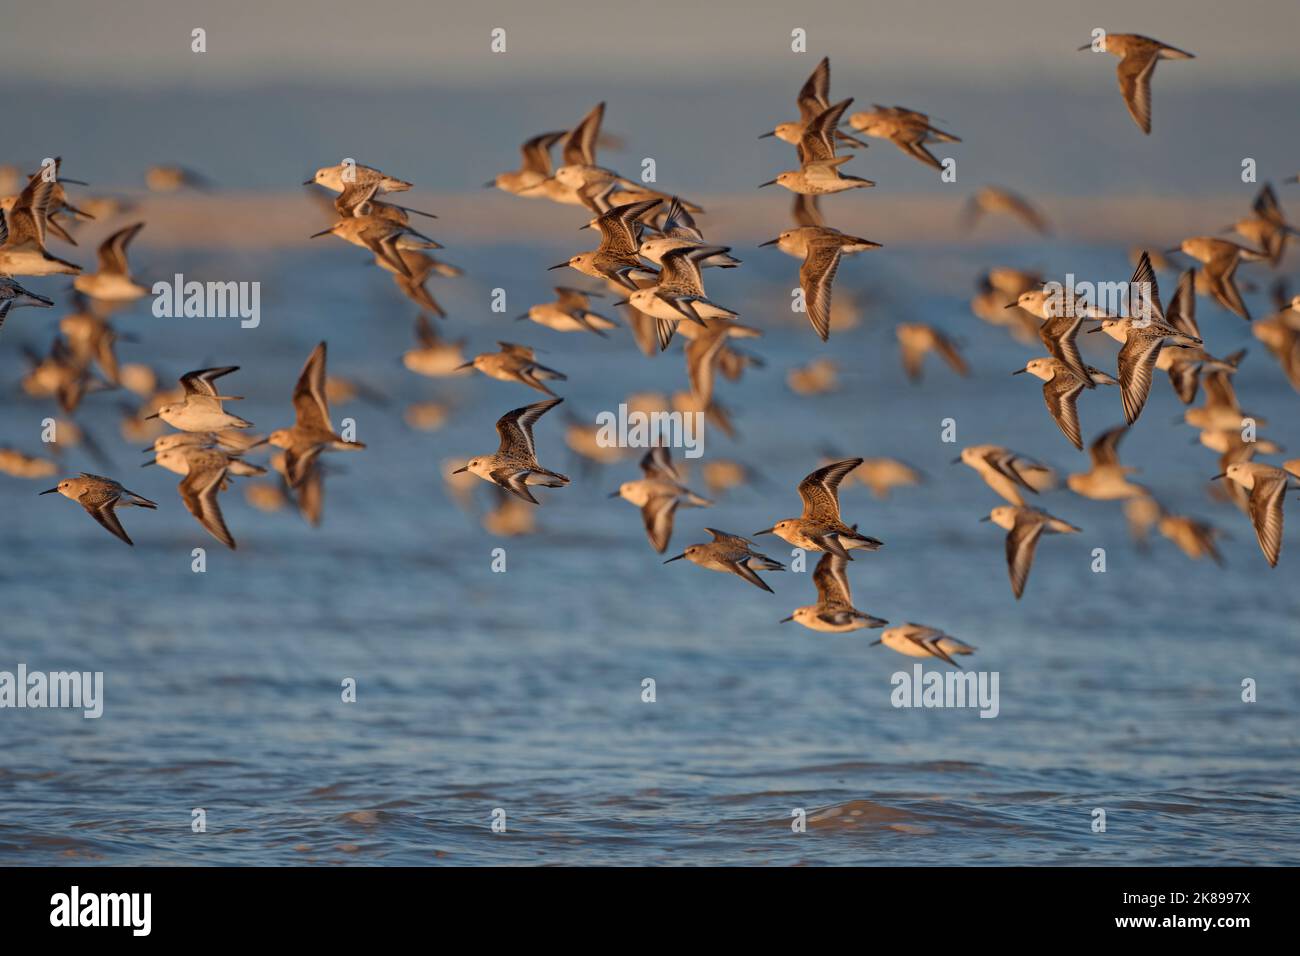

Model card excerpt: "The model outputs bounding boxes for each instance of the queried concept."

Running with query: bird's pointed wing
[801,240,842,342]
[1088,424,1129,467]
[726,557,774,592]
[521,130,565,176]
[1044,372,1087,449]
[291,342,332,432]
[562,102,605,167]
[796,56,832,122]
[97,222,144,275]
[641,495,679,553]
[798,458,863,520]
[495,397,562,461]
[1166,268,1198,338]
[640,445,680,482]
[80,491,133,545]
[1005,513,1045,599]
[180,366,239,398]
[1117,50,1159,134]
[1118,332,1164,424]
[179,463,235,549]
[1248,474,1287,567]
[812,551,852,605]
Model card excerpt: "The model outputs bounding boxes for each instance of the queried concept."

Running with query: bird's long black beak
[663,553,686,563]
[38,487,59,495]
[451,465,469,474]
[1012,368,1027,375]
[1210,472,1226,481]
[1165,247,1183,255]
[753,527,774,536]
[144,412,160,420]
[607,490,621,498]
[758,238,779,247]
[1003,301,1021,309]
[454,361,474,370]
[309,229,332,238]
[979,515,992,522]
[779,615,794,623]
[757,180,778,188]
[869,638,883,646]
[1076,43,1094,51]
[758,131,776,139]
[611,298,629,307]
[547,262,569,271]
[950,457,962,465]
[141,458,156,467]
[482,179,497,189]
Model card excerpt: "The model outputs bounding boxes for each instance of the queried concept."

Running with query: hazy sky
[3,0,1297,198]
[3,0,1299,87]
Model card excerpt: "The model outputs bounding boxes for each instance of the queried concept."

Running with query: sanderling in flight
[40,473,157,546]
[759,57,866,150]
[1078,33,1193,134]
[522,287,618,336]
[760,99,874,195]
[145,445,265,549]
[149,367,253,432]
[550,197,661,291]
[611,446,712,553]
[972,269,1045,344]
[983,505,1081,600]
[146,165,212,192]
[1227,184,1293,267]
[873,623,975,668]
[782,551,887,633]
[638,198,741,269]
[955,446,1057,507]
[961,186,1050,236]
[664,528,785,593]
[1156,507,1226,565]
[847,105,961,170]
[458,342,567,396]
[1066,425,1147,500]
[1013,357,1118,450]
[305,163,412,195]
[73,222,147,302]
[1214,462,1296,567]
[622,246,738,350]
[487,130,566,195]
[0,157,92,246]
[1089,254,1203,424]
[0,175,81,276]
[311,214,440,278]
[403,315,469,377]
[755,458,883,560]
[898,323,969,382]
[453,398,570,505]
[1168,236,1264,321]
[268,342,366,487]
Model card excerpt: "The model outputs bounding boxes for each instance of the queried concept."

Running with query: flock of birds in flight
[3,38,1300,667]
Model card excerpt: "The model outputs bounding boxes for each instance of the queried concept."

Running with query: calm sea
[1,237,1297,865]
